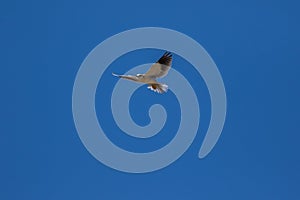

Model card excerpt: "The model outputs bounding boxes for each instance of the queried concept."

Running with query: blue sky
[2,0,300,199]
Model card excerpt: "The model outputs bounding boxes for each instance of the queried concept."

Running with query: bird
[112,52,172,94]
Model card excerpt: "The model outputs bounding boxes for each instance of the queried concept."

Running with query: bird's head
[136,74,144,78]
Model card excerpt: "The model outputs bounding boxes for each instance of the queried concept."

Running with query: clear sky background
[2,0,300,199]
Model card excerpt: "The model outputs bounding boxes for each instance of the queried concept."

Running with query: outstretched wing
[112,73,139,82]
[144,52,172,78]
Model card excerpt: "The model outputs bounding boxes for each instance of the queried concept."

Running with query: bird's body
[113,52,172,94]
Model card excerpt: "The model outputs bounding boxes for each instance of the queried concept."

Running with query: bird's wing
[112,73,139,82]
[144,52,172,78]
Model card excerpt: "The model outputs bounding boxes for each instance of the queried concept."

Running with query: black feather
[157,51,172,65]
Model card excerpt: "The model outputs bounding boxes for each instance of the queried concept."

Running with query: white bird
[112,52,172,94]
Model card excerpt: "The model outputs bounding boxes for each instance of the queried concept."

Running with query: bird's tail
[147,83,168,94]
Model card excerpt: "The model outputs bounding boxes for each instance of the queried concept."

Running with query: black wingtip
[164,51,172,57]
[157,51,172,65]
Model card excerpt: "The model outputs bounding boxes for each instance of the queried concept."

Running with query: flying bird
[112,52,172,94]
